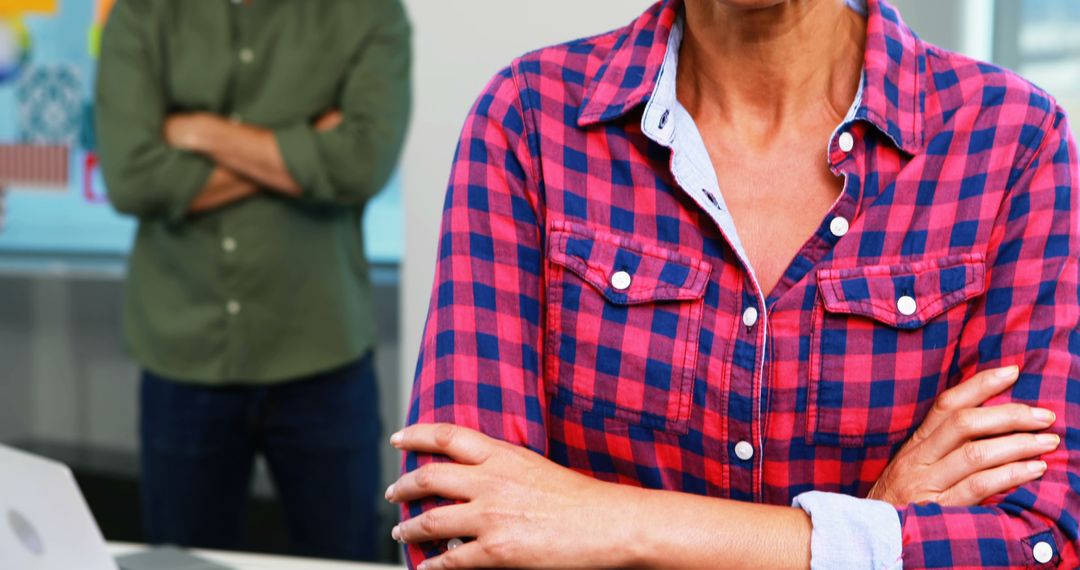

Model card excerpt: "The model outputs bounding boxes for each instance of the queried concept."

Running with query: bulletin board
[0,0,402,263]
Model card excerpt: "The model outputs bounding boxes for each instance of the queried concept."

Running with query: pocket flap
[548,220,711,305]
[816,253,987,329]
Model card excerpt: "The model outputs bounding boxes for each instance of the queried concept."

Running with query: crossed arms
[395,68,1080,569]
[94,0,410,221]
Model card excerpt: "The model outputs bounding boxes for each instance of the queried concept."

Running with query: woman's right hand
[868,365,1060,507]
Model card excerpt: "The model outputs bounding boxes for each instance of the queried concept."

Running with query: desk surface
[108,543,405,570]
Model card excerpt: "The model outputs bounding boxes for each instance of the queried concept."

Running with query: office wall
[397,0,986,410]
[0,271,402,493]
[893,0,994,60]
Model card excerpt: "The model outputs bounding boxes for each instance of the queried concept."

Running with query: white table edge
[107,542,405,570]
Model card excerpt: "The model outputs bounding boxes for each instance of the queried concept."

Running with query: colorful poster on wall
[0,0,132,250]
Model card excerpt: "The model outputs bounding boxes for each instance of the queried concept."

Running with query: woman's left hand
[386,423,642,569]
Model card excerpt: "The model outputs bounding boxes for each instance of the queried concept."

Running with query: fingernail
[995,366,1019,380]
[1028,460,1048,474]
[390,431,404,446]
[417,563,429,570]
[384,483,396,501]
[1037,434,1061,447]
[1032,408,1056,423]
[391,524,402,543]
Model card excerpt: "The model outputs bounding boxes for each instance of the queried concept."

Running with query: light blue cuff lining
[792,491,903,570]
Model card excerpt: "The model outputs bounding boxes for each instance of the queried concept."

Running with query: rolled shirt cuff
[164,151,215,223]
[273,122,326,201]
[793,490,903,570]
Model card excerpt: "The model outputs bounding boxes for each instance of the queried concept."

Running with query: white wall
[398,1,656,414]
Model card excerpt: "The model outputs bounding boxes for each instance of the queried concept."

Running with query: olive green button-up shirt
[95,0,411,384]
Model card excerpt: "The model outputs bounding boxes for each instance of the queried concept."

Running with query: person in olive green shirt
[95,0,410,561]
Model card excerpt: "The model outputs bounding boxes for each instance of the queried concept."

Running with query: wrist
[603,483,665,568]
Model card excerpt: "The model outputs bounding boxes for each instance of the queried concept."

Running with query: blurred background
[0,0,1076,564]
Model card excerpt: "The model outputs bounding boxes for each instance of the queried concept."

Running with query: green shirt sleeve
[95,0,213,223]
[274,0,412,207]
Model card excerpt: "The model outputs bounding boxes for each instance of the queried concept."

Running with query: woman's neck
[678,0,866,146]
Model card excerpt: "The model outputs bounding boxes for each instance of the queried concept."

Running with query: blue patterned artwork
[17,63,82,144]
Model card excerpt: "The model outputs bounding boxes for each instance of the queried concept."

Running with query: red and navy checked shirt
[403,0,1080,567]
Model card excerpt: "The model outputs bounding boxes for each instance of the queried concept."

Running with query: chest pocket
[806,254,987,447]
[545,221,711,435]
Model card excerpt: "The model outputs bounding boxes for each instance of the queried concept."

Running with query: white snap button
[742,307,759,327]
[226,300,241,316]
[447,538,464,551]
[222,237,237,253]
[734,441,754,461]
[897,295,917,316]
[610,270,632,291]
[1033,541,1053,564]
[838,132,855,153]
[829,216,849,237]
[239,48,254,63]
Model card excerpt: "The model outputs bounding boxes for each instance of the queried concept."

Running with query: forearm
[187,167,259,214]
[178,115,302,197]
[393,425,811,570]
[625,485,811,569]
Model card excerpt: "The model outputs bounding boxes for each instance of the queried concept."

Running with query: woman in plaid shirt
[390,0,1078,568]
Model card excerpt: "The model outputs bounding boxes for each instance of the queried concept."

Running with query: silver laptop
[0,443,229,570]
[0,443,117,570]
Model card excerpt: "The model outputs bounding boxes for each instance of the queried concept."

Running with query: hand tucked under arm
[869,365,1058,506]
[788,366,1059,570]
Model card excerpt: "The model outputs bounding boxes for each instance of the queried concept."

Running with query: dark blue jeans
[139,353,382,561]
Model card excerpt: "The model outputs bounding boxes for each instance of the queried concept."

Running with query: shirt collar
[577,0,926,154]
